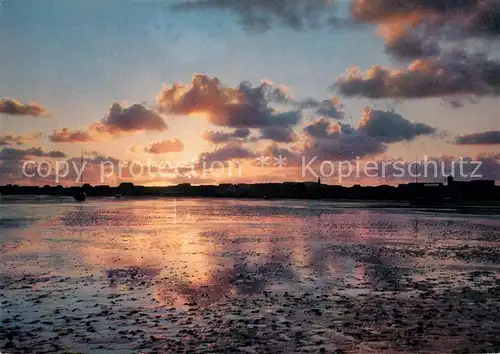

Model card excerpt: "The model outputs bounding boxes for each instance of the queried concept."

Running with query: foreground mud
[1,199,499,353]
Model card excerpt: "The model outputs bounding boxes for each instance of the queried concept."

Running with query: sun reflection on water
[1,198,499,310]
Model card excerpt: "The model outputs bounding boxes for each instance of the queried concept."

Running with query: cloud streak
[456,130,500,145]
[0,133,42,146]
[49,103,168,142]
[144,139,185,154]
[0,147,66,160]
[172,0,341,33]
[298,97,345,120]
[199,143,256,163]
[0,99,48,117]
[358,108,436,143]
[202,128,251,144]
[351,0,481,22]
[49,129,95,143]
[259,126,298,143]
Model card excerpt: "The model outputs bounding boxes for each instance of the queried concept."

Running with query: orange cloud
[0,98,48,117]
[334,52,500,99]
[156,74,300,128]
[49,128,95,143]
[144,139,185,154]
[0,132,42,146]
[49,103,168,143]
[202,128,251,144]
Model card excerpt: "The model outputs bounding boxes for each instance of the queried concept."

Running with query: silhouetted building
[398,182,445,205]
[447,175,454,186]
[446,175,495,200]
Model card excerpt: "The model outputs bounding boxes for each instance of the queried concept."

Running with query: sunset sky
[1,0,499,186]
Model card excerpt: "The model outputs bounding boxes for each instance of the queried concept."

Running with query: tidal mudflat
[1,197,499,353]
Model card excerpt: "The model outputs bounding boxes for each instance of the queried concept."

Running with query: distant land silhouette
[1,176,498,204]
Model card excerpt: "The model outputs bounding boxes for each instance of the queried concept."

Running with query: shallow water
[1,197,499,353]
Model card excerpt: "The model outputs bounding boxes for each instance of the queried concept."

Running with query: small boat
[74,190,87,202]
[115,194,123,199]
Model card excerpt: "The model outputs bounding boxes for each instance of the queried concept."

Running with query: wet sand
[1,198,499,353]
